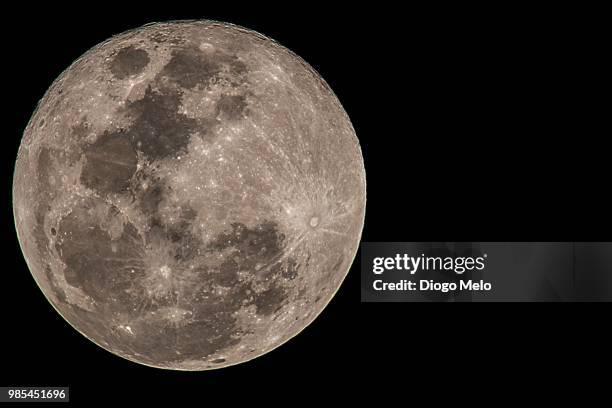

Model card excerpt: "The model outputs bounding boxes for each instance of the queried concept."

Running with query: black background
[1,3,608,404]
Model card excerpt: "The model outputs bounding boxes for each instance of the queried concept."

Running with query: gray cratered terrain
[13,20,365,370]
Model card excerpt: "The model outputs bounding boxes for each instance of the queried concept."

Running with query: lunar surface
[13,21,365,370]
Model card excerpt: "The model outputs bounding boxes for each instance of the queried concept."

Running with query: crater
[309,216,319,228]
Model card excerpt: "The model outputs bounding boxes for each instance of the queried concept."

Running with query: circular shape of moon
[13,20,365,370]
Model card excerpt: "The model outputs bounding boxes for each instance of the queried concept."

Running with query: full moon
[13,21,365,370]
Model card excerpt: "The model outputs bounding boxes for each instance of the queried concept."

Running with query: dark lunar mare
[55,198,146,313]
[123,86,198,161]
[80,132,138,195]
[54,206,295,362]
[159,46,247,89]
[83,44,249,196]
[109,46,150,79]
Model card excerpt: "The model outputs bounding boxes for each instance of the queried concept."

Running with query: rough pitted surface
[13,20,366,370]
